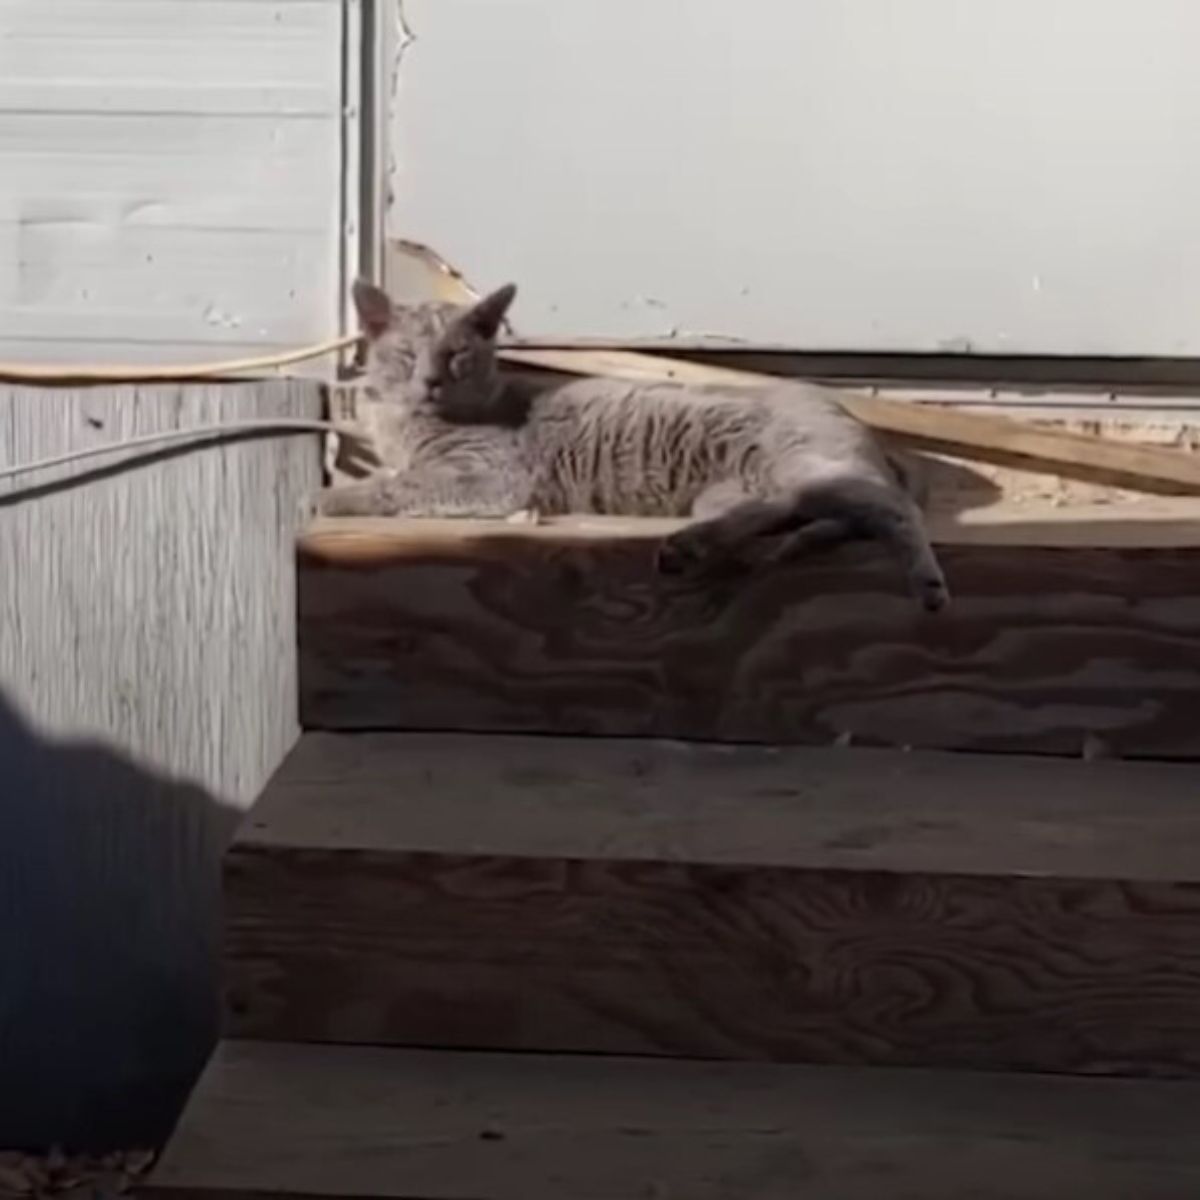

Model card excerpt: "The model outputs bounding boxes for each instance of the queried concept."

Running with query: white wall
[0,0,347,367]
[388,0,1200,357]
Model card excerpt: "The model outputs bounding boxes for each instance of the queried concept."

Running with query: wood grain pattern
[148,1040,1200,1200]
[224,733,1200,1076]
[0,381,321,1150]
[298,511,1200,756]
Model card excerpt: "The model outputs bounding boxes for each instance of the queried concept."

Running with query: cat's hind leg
[783,477,948,611]
[655,480,762,574]
[657,481,762,575]
[662,482,852,574]
[664,481,861,574]
[656,489,794,576]
[657,476,948,611]
[760,518,858,564]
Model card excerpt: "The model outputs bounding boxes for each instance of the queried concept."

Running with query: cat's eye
[450,350,471,375]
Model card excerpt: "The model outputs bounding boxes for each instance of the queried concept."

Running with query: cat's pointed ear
[466,283,517,339]
[352,279,393,340]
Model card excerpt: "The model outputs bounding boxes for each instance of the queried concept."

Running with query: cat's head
[352,279,517,416]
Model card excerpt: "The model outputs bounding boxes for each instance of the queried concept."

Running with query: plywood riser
[298,530,1200,758]
[221,845,1200,1078]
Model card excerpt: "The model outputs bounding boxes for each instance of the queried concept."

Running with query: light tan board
[149,1040,1200,1200]
[926,415,1200,510]
[298,505,1200,757]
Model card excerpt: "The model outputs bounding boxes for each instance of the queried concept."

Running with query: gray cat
[321,280,949,611]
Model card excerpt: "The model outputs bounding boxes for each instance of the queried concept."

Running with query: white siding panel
[0,0,345,367]
[389,0,1200,357]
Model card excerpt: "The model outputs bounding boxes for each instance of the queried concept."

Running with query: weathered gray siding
[0,380,322,1150]
[0,0,341,1151]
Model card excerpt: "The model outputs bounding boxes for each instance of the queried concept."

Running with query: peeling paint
[202,305,243,331]
[385,0,419,216]
[666,329,753,346]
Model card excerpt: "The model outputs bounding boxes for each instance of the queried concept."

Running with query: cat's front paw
[505,507,543,526]
[317,482,395,518]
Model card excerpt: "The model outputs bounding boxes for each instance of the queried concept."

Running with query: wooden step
[148,1040,1200,1200]
[297,503,1200,757]
[223,731,1200,1076]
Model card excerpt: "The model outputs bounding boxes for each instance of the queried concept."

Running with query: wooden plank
[240,733,1200,881]
[498,349,1200,496]
[224,732,1200,1075]
[148,1040,1200,1200]
[303,499,1200,550]
[0,381,322,1151]
[297,507,1200,757]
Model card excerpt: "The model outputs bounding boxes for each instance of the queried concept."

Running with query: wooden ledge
[298,499,1200,756]
[148,1041,1200,1200]
[302,497,1200,565]
[242,732,1200,883]
[224,734,1200,1070]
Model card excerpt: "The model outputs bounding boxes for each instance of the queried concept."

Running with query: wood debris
[0,1150,155,1199]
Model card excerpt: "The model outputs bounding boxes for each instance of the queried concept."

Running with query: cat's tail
[788,476,949,611]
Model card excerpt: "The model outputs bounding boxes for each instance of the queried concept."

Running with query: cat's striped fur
[321,281,949,611]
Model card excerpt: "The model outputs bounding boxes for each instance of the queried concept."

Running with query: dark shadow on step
[0,688,234,1153]
[897,452,1005,516]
